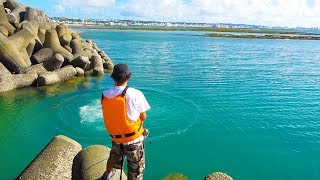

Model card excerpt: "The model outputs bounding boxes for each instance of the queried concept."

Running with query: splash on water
[80,99,102,124]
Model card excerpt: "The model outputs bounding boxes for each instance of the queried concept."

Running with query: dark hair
[111,72,131,83]
[111,63,132,84]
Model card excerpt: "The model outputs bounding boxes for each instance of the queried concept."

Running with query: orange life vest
[101,87,144,144]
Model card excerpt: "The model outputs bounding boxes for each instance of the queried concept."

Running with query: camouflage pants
[107,141,145,180]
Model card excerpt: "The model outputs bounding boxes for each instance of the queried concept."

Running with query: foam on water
[79,99,102,124]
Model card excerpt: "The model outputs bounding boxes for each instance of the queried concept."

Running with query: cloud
[53,5,65,14]
[117,0,320,27]
[52,0,115,17]
[58,0,115,7]
[47,0,320,27]
[119,0,187,19]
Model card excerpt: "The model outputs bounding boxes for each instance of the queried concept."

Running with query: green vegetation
[206,33,320,40]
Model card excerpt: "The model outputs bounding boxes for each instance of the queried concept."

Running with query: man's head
[111,63,131,84]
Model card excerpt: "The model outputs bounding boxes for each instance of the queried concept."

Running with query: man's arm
[140,112,147,121]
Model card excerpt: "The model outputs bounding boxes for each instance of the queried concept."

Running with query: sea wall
[17,135,233,180]
[0,0,113,93]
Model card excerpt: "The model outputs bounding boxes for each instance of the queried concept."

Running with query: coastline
[66,24,299,34]
[67,24,320,41]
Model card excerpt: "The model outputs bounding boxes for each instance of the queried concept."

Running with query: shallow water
[1,30,320,179]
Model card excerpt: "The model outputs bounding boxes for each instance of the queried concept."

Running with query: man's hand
[139,112,147,121]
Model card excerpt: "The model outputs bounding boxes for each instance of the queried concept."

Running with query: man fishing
[101,63,151,180]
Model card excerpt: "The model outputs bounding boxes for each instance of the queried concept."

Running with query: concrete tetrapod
[56,24,66,37]
[37,65,77,86]
[31,48,54,64]
[56,24,72,46]
[13,73,38,88]
[23,6,38,21]
[71,30,81,40]
[24,63,48,75]
[37,28,46,44]
[32,39,44,54]
[71,56,90,70]
[72,145,127,180]
[36,10,51,30]
[75,67,84,76]
[26,39,36,58]
[7,1,26,24]
[5,0,20,10]
[43,29,73,62]
[43,53,64,71]
[60,33,72,46]
[6,27,35,66]
[70,38,93,60]
[0,25,9,36]
[0,4,15,35]
[64,45,72,53]
[20,19,40,36]
[21,7,51,37]
[0,62,38,93]
[23,6,51,30]
[204,172,233,180]
[103,61,113,71]
[91,55,104,76]
[17,135,82,180]
[0,28,34,73]
[0,62,15,92]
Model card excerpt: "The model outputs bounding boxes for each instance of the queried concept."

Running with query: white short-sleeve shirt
[102,86,151,122]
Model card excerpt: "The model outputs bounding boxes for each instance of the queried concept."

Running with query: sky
[17,0,320,28]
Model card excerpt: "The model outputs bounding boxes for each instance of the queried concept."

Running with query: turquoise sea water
[1,30,320,179]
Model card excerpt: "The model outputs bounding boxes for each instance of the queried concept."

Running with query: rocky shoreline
[17,135,233,180]
[0,0,113,93]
